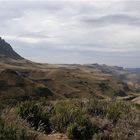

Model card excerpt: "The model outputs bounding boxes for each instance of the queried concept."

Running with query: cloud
[81,14,140,26]
[0,0,140,67]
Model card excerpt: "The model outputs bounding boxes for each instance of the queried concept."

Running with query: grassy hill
[0,60,137,102]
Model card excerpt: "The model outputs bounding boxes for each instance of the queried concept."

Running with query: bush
[17,101,51,133]
[50,101,83,132]
[67,117,97,140]
[17,101,40,119]
[0,118,35,140]
[49,101,97,139]
[16,99,138,140]
[84,99,108,117]
[107,101,122,124]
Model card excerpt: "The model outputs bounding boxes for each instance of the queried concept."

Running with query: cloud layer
[0,0,140,67]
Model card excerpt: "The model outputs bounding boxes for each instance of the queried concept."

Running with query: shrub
[67,117,97,140]
[17,101,40,119]
[17,101,51,133]
[0,118,35,140]
[107,101,122,124]
[50,101,82,132]
[84,99,108,117]
[50,101,97,139]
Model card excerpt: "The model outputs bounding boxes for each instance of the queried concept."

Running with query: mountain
[0,37,23,60]
[126,68,140,73]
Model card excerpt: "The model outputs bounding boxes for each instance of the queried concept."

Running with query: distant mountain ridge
[0,37,23,60]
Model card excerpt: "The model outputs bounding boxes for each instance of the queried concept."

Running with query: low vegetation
[17,101,51,133]
[13,98,140,140]
[0,117,35,140]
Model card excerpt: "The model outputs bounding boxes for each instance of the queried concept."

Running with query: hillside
[0,62,137,101]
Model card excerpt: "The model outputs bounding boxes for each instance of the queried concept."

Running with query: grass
[0,117,36,140]
[13,98,140,140]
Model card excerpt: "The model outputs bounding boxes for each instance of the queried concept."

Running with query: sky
[0,0,140,67]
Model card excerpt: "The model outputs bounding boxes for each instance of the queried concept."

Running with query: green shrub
[67,117,97,140]
[0,118,35,140]
[15,99,138,140]
[17,101,51,133]
[84,99,108,117]
[107,101,122,124]
[50,101,97,139]
[50,101,82,132]
[17,101,42,119]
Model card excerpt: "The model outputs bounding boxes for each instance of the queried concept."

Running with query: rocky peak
[0,37,23,60]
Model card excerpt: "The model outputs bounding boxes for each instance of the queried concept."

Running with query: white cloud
[0,0,140,67]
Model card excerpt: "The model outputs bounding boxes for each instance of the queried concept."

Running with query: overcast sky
[0,0,140,67]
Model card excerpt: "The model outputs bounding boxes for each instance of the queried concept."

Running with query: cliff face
[0,37,23,60]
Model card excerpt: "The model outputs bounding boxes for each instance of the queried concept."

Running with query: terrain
[0,38,140,140]
[0,59,139,103]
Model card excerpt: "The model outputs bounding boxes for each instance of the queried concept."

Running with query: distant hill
[126,68,140,73]
[0,63,137,101]
[0,37,23,60]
